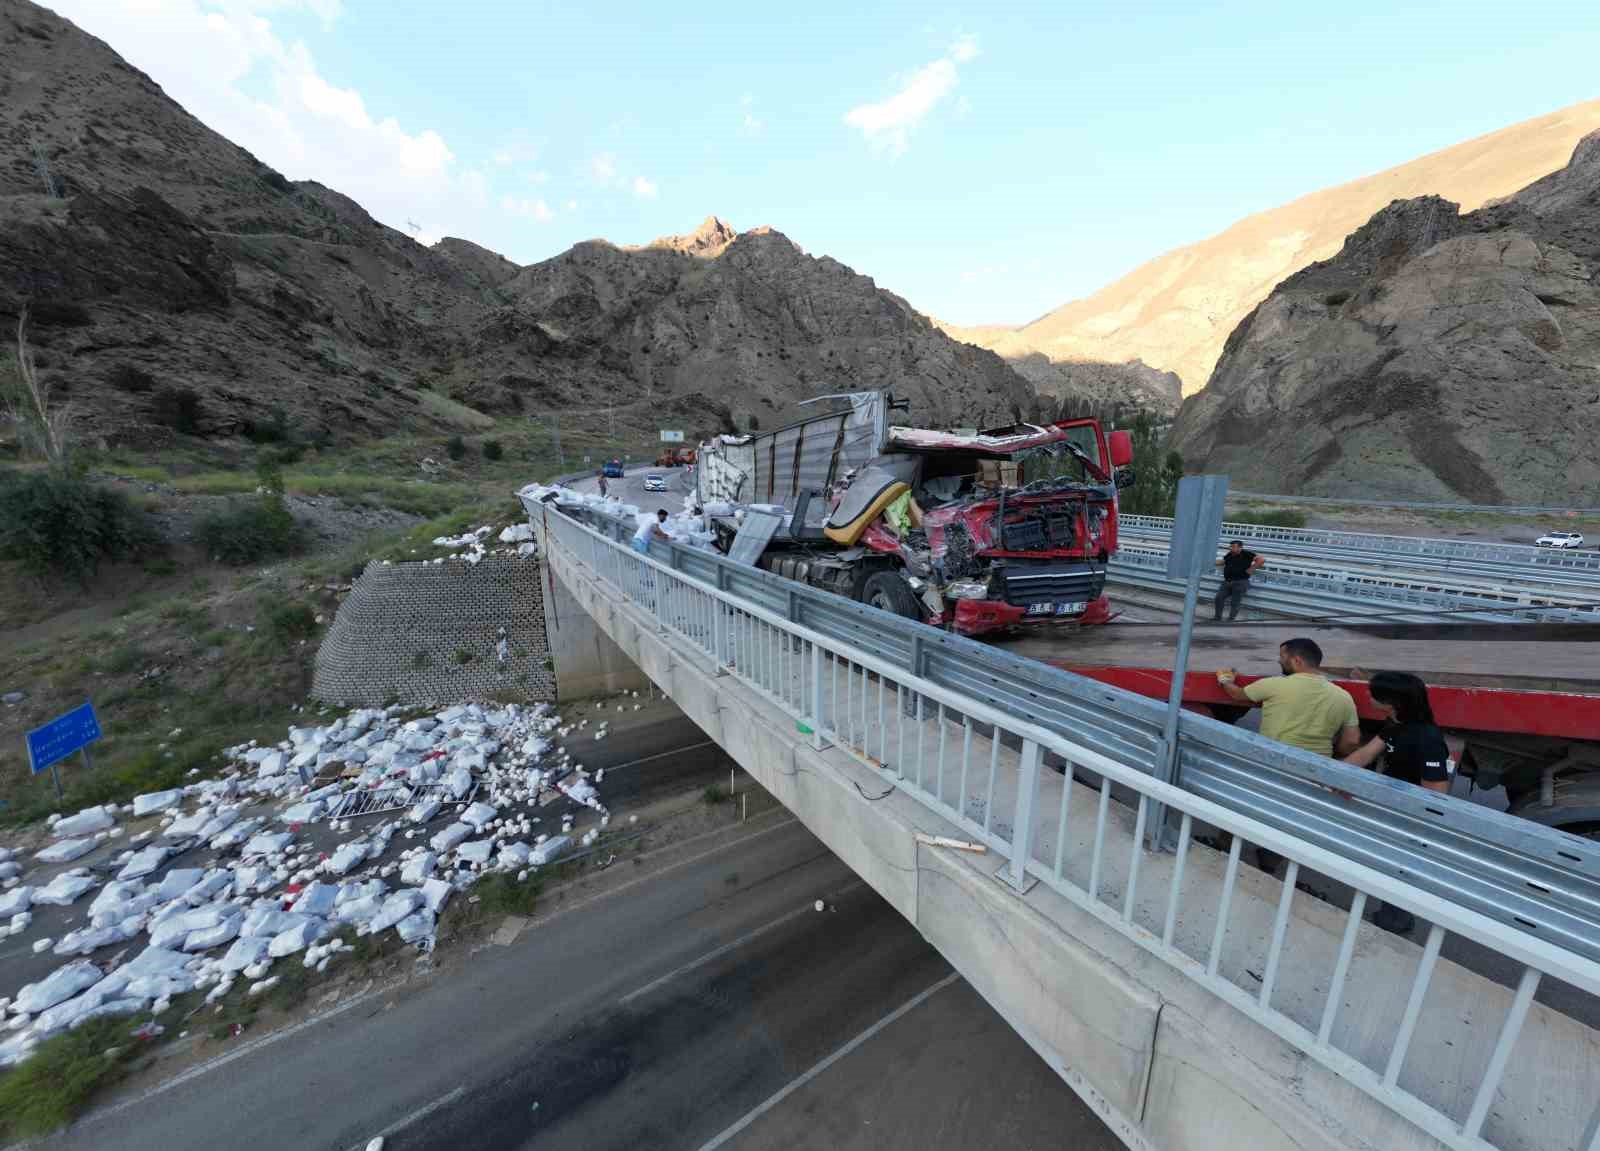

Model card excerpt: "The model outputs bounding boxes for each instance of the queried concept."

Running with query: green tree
[1117,412,1184,517]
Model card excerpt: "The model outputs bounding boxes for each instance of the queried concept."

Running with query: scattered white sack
[459,802,498,831]
[267,918,328,958]
[291,883,340,917]
[256,751,286,778]
[164,809,213,838]
[335,895,384,926]
[240,908,310,939]
[530,836,570,866]
[117,845,171,880]
[10,912,31,933]
[15,961,103,1015]
[184,870,234,906]
[498,842,532,867]
[455,840,494,867]
[394,908,435,944]
[132,789,184,817]
[446,767,473,799]
[243,831,294,858]
[279,800,327,824]
[326,841,369,876]
[409,798,443,824]
[0,887,32,918]
[248,977,280,997]
[156,869,206,902]
[0,1034,38,1069]
[34,872,97,906]
[365,890,423,935]
[430,824,471,854]
[52,806,114,838]
[36,838,95,864]
[419,878,452,914]
[498,523,533,543]
[196,808,241,840]
[211,818,264,851]
[218,936,273,973]
[31,938,52,954]
[232,865,278,895]
[400,853,436,885]
[183,918,241,953]
[53,922,139,957]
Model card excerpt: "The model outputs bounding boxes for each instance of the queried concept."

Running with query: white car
[643,474,668,492]
[1535,530,1585,549]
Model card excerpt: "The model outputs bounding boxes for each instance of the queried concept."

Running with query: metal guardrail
[532,497,1600,1151]
[1227,491,1600,517]
[1110,546,1600,623]
[1123,514,1600,576]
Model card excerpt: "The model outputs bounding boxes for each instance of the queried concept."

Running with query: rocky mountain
[946,99,1600,400]
[1167,133,1600,504]
[0,1,1034,450]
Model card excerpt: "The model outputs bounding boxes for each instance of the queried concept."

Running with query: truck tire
[862,571,920,620]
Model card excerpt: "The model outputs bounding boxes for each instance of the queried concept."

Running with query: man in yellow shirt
[1216,637,1362,757]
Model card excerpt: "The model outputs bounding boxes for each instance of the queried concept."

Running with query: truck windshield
[1022,424,1104,484]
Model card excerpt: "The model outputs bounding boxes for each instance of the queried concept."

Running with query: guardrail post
[1005,738,1041,892]
[809,641,826,750]
[909,634,925,679]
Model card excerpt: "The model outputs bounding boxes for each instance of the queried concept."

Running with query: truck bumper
[952,593,1112,636]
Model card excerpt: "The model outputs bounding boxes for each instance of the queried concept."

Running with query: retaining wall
[312,555,556,707]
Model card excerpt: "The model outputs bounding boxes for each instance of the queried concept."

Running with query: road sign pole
[1148,475,1228,850]
[50,764,62,801]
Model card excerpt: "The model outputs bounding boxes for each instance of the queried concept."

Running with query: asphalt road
[44,816,1113,1151]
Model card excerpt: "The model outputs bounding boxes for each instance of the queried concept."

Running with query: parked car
[643,474,668,492]
[1535,530,1586,549]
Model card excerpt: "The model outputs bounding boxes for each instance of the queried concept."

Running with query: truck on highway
[655,445,696,468]
[694,391,1135,637]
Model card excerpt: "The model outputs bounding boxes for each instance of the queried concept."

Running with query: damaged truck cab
[696,392,1133,638]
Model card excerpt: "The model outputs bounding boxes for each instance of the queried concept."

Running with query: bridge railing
[535,497,1600,1150]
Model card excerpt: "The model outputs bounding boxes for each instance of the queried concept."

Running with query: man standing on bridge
[1213,540,1265,621]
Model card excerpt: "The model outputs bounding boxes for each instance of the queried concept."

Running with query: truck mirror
[1115,467,1137,490]
[1108,429,1134,468]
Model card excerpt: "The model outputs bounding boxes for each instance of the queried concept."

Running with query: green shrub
[0,470,162,581]
[1244,508,1308,528]
[197,494,305,565]
[0,1017,137,1136]
[482,438,503,461]
[243,406,292,445]
[261,597,317,644]
[445,435,467,461]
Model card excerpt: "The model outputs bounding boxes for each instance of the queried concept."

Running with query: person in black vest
[1213,540,1265,621]
[1342,671,1452,934]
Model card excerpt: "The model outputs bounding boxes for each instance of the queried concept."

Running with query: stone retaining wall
[312,555,556,707]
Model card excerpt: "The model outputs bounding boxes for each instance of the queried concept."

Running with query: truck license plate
[1027,601,1087,617]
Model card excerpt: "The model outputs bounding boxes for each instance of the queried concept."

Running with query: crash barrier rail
[533,499,1600,1151]
[1110,545,1600,623]
[1122,514,1600,577]
[1225,490,1600,518]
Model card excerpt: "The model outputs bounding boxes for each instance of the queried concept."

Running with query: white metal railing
[537,504,1600,1151]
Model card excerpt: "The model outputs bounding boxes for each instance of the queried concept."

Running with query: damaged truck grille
[994,561,1105,608]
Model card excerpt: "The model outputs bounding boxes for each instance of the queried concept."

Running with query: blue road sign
[25,702,101,776]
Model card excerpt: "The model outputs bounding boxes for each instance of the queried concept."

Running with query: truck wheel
[862,571,920,620]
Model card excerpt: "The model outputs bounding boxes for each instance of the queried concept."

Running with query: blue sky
[47,1,1600,324]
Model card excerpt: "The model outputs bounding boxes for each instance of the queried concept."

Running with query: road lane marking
[601,740,716,774]
[346,1084,466,1150]
[618,880,864,1008]
[694,971,962,1151]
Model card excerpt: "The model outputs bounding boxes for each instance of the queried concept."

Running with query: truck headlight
[943,581,990,600]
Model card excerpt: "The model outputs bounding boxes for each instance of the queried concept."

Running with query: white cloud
[843,37,978,156]
[501,195,553,221]
[493,148,515,167]
[631,175,658,200]
[43,0,527,251]
[742,112,763,132]
[527,169,550,184]
[590,153,619,184]
[740,93,763,134]
[565,199,579,212]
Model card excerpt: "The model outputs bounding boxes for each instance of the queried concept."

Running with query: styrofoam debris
[455,840,494,867]
[117,845,172,881]
[430,824,471,854]
[291,883,340,917]
[36,837,96,864]
[218,936,273,973]
[394,908,435,944]
[459,802,498,831]
[52,806,115,838]
[0,887,32,918]
[34,872,98,906]
[132,789,184,817]
[530,836,570,866]
[267,918,328,958]
[419,878,452,913]
[156,869,206,902]
[15,961,103,1015]
[400,853,436,885]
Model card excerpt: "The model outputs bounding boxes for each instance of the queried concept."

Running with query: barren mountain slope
[1167,133,1600,504]
[952,99,1600,397]
[0,1,1035,446]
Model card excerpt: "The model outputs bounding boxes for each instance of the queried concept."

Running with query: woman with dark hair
[1341,671,1451,794]
[1342,671,1452,935]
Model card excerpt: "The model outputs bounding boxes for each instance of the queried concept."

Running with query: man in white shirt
[632,508,669,553]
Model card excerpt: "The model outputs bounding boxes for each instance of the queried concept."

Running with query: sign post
[1147,476,1228,848]
[25,701,102,803]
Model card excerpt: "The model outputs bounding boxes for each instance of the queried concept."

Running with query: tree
[1117,411,1184,517]
[2,308,73,468]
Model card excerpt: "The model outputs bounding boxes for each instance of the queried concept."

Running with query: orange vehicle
[655,445,696,467]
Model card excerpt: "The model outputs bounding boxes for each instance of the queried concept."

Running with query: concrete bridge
[527,493,1600,1151]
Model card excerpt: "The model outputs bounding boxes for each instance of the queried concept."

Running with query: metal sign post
[1148,475,1228,849]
